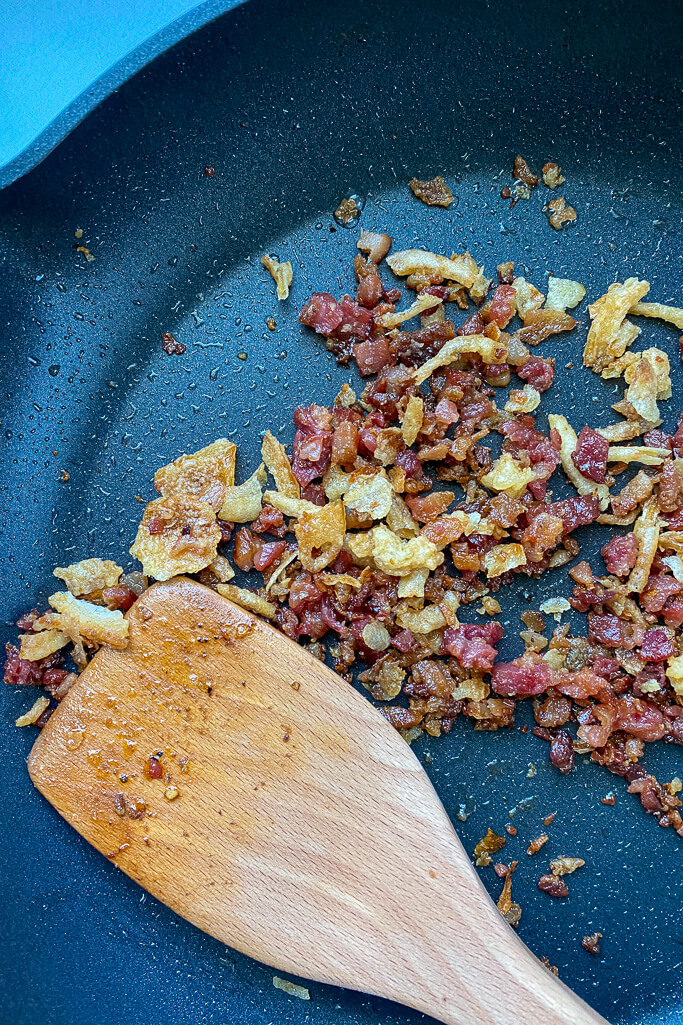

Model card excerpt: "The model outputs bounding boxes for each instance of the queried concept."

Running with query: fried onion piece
[216,584,276,620]
[387,249,479,288]
[481,452,537,500]
[596,421,648,442]
[504,384,541,414]
[628,496,661,593]
[130,495,221,580]
[548,414,610,510]
[395,602,446,634]
[606,445,669,466]
[261,430,300,499]
[53,558,122,595]
[344,472,394,520]
[357,230,392,264]
[401,395,424,446]
[413,334,508,386]
[263,490,319,519]
[19,629,70,661]
[544,277,585,312]
[294,500,346,572]
[630,301,683,330]
[15,695,51,727]
[47,591,129,648]
[666,654,683,697]
[154,438,237,511]
[386,493,420,538]
[512,277,545,318]
[482,543,527,578]
[370,523,443,577]
[583,278,650,372]
[261,254,293,300]
[218,464,267,523]
[376,292,443,329]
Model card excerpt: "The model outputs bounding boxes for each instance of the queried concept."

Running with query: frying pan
[1,0,682,1023]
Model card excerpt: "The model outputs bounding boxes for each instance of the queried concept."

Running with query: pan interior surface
[0,1,681,1024]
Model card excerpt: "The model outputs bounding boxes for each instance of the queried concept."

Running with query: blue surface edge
[0,0,244,190]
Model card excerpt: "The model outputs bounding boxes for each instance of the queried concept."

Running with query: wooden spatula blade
[28,577,608,1025]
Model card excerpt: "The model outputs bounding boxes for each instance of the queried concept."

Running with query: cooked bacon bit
[291,404,333,486]
[534,693,572,728]
[610,469,654,519]
[299,293,343,335]
[473,827,507,867]
[233,527,260,571]
[542,162,565,189]
[253,541,287,571]
[516,309,576,346]
[16,609,41,631]
[572,426,609,484]
[513,155,540,187]
[505,824,518,836]
[538,874,569,897]
[4,643,63,687]
[443,622,503,671]
[546,197,577,230]
[486,284,517,328]
[640,627,674,662]
[601,534,639,576]
[518,356,555,392]
[354,338,392,376]
[550,731,575,774]
[161,332,186,355]
[527,834,549,855]
[491,655,551,696]
[659,460,681,512]
[409,176,454,207]
[543,811,557,826]
[204,166,215,177]
[582,932,602,955]
[102,585,138,611]
[251,504,286,537]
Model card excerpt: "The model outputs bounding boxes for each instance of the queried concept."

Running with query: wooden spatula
[28,577,608,1025]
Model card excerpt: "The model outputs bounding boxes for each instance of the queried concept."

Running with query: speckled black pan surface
[1,0,682,1022]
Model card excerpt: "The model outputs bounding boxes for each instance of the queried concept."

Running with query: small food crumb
[505,824,518,836]
[290,681,300,690]
[60,469,70,482]
[543,811,557,826]
[267,316,277,331]
[204,166,215,177]
[526,762,537,778]
[513,155,540,188]
[333,197,360,225]
[237,352,248,361]
[409,175,454,207]
[537,873,569,897]
[582,932,603,955]
[527,833,549,855]
[74,228,83,238]
[550,856,585,876]
[473,827,506,867]
[273,977,310,1001]
[542,162,565,189]
[496,863,522,927]
[481,596,501,615]
[162,332,186,356]
[601,792,617,806]
[546,197,577,230]
[164,785,180,800]
[540,956,559,976]
[76,245,95,262]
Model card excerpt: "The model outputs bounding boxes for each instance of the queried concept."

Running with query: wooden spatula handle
[376,831,609,1025]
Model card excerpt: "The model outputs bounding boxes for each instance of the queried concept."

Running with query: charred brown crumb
[582,932,603,955]
[162,332,186,356]
[409,176,454,207]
